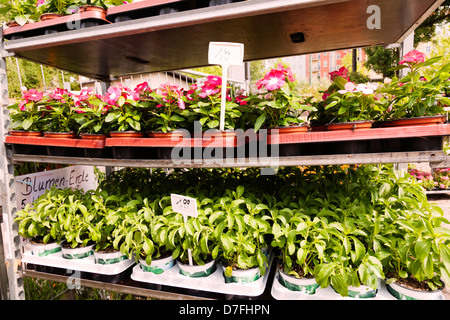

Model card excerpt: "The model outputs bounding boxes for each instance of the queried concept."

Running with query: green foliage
[16,165,450,295]
[364,46,400,79]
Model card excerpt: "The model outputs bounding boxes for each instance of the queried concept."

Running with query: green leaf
[415,239,431,262]
[254,113,267,132]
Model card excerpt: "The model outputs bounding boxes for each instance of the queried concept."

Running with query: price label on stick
[208,42,244,131]
[171,194,198,266]
[208,42,244,66]
[171,194,198,218]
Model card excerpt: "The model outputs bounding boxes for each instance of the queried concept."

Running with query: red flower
[329,67,349,81]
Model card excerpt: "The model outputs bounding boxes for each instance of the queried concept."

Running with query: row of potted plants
[408,167,450,190]
[16,165,450,298]
[0,0,126,27]
[6,50,450,140]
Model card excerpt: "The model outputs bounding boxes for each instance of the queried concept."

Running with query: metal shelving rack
[0,0,448,300]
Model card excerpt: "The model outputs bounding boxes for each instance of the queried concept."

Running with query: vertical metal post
[0,27,24,300]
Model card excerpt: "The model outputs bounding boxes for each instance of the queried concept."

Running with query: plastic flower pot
[94,250,128,265]
[177,259,216,278]
[347,284,378,299]
[326,120,373,131]
[8,130,43,137]
[383,115,446,127]
[223,266,261,284]
[386,281,444,300]
[61,243,95,260]
[139,255,174,274]
[43,131,77,139]
[278,270,319,294]
[29,241,61,257]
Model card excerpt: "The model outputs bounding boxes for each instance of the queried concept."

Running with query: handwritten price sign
[208,42,244,66]
[171,194,198,218]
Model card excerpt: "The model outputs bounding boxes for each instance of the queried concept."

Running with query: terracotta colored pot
[40,13,64,21]
[80,133,107,140]
[6,21,20,28]
[8,130,43,137]
[109,131,144,138]
[146,131,184,139]
[386,115,446,127]
[202,130,237,138]
[326,121,373,131]
[267,125,309,135]
[78,5,107,15]
[43,131,77,138]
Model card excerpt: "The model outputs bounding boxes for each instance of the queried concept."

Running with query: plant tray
[270,271,445,300]
[4,10,110,40]
[105,0,245,22]
[5,135,105,149]
[131,253,274,297]
[267,124,450,145]
[21,250,135,275]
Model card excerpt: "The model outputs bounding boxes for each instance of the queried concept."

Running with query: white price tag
[208,42,244,66]
[171,194,198,218]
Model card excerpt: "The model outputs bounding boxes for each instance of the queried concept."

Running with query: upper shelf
[2,0,444,81]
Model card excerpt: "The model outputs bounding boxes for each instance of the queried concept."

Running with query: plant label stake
[171,194,198,266]
[208,42,244,130]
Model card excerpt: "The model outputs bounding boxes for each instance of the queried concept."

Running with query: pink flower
[259,69,286,91]
[19,100,27,111]
[134,81,151,95]
[199,87,220,98]
[78,88,92,101]
[36,0,45,6]
[22,89,43,102]
[49,88,69,101]
[329,67,349,81]
[338,82,357,94]
[104,87,122,105]
[400,50,426,65]
[205,75,222,88]
[322,92,330,101]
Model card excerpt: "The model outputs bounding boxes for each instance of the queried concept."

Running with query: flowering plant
[310,67,386,124]
[73,88,112,135]
[186,75,243,131]
[249,63,315,132]
[103,84,147,132]
[7,88,46,132]
[433,168,450,189]
[147,83,188,133]
[408,168,437,190]
[0,0,41,25]
[41,88,81,133]
[380,50,450,120]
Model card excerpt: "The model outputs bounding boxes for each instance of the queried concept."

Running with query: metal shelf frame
[0,0,448,300]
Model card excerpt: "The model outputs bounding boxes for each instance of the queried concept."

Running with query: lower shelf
[10,151,448,168]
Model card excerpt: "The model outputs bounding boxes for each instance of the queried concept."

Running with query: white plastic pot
[223,265,261,284]
[177,259,216,278]
[387,281,444,300]
[278,270,319,295]
[61,243,94,260]
[347,284,378,298]
[139,255,174,274]
[29,241,61,257]
[94,250,128,265]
